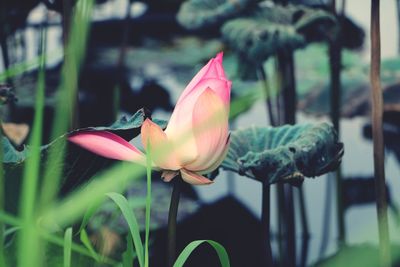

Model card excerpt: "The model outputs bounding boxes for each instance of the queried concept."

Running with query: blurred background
[1,0,400,266]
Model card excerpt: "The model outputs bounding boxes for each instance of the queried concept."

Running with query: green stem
[144,144,152,267]
[0,124,6,267]
[329,0,346,244]
[297,188,309,238]
[370,1,391,266]
[276,184,285,267]
[261,184,273,266]
[277,49,297,267]
[258,67,277,126]
[167,176,182,267]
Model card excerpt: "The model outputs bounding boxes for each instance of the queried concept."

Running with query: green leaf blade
[173,240,230,267]
[107,192,144,267]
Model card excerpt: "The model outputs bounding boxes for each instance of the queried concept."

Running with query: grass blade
[80,229,100,262]
[17,19,47,267]
[40,0,94,210]
[107,192,144,267]
[122,232,136,267]
[173,240,230,267]
[64,227,72,267]
[77,202,101,235]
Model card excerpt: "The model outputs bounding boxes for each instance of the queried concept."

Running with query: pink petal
[184,88,229,172]
[176,52,228,106]
[197,135,230,174]
[141,119,181,170]
[161,170,179,182]
[176,58,214,106]
[180,169,213,185]
[214,52,226,79]
[68,131,145,163]
[215,52,223,62]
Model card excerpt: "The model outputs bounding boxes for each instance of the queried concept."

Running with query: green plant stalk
[271,55,286,267]
[39,0,94,210]
[17,21,47,267]
[64,227,72,267]
[0,125,6,267]
[277,50,296,267]
[276,184,286,267]
[0,26,12,86]
[397,0,400,54]
[261,184,273,266]
[145,144,152,267]
[370,1,391,266]
[257,66,277,126]
[297,188,309,238]
[167,176,182,267]
[329,0,346,243]
[319,174,333,258]
[258,66,280,266]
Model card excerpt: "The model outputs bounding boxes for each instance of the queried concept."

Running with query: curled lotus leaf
[221,3,336,63]
[177,0,256,30]
[69,108,167,140]
[221,123,344,185]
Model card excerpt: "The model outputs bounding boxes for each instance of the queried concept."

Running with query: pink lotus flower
[69,52,231,185]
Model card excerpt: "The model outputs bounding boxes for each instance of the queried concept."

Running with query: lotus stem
[318,174,333,257]
[297,188,309,239]
[257,67,277,126]
[329,0,346,244]
[284,184,296,267]
[397,0,400,54]
[277,49,297,267]
[370,1,391,266]
[276,184,285,267]
[167,175,182,267]
[0,124,6,266]
[261,184,274,266]
[299,229,310,267]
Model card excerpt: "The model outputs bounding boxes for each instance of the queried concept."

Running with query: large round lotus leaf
[177,0,256,30]
[221,4,336,64]
[221,123,343,185]
[222,18,305,64]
